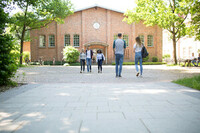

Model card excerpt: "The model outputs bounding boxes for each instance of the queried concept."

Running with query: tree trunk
[172,33,177,64]
[19,2,29,65]
[20,28,26,65]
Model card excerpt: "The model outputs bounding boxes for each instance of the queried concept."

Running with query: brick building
[30,5,162,64]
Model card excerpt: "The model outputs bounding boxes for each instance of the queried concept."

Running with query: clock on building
[93,22,100,29]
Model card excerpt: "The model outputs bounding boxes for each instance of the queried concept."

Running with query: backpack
[141,46,149,58]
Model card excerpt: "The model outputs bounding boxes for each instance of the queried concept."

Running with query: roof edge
[75,4,125,14]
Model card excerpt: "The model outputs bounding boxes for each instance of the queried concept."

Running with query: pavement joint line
[139,118,151,133]
[122,112,126,119]
[78,120,83,133]
[166,100,173,105]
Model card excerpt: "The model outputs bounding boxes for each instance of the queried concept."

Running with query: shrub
[143,55,149,62]
[152,56,158,62]
[112,62,165,65]
[0,35,19,86]
[63,46,80,63]
[162,54,170,59]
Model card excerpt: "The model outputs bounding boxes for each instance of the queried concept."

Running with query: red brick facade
[30,6,162,63]
[23,41,30,52]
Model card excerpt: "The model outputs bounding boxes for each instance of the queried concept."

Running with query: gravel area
[14,65,200,84]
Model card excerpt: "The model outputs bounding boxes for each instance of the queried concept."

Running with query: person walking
[86,46,93,72]
[96,49,105,73]
[80,48,86,73]
[134,37,143,77]
[113,33,126,77]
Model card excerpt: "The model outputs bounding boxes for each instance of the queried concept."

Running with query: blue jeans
[98,59,103,71]
[86,58,92,72]
[80,59,85,71]
[115,54,124,76]
[135,52,143,75]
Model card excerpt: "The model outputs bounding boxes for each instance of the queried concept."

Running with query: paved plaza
[0,65,200,133]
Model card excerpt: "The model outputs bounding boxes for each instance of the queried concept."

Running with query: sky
[70,0,136,12]
[8,0,136,15]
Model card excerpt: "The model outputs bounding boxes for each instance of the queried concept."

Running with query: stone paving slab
[1,65,200,133]
[0,82,200,133]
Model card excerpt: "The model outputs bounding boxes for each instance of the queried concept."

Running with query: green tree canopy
[190,0,200,40]
[9,0,74,64]
[0,0,18,86]
[124,0,194,64]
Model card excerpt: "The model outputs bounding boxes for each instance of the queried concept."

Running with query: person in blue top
[113,33,126,77]
[96,49,105,73]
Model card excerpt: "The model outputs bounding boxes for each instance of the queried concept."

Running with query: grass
[112,62,166,65]
[173,75,200,90]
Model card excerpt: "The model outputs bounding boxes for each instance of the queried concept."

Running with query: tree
[0,1,18,85]
[9,0,74,64]
[124,0,193,64]
[190,0,200,41]
[63,46,79,63]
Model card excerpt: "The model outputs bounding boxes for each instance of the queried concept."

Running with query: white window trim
[48,35,55,47]
[64,34,70,47]
[147,35,154,47]
[73,34,80,47]
[39,35,46,47]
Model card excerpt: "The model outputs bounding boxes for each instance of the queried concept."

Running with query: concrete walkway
[1,65,200,133]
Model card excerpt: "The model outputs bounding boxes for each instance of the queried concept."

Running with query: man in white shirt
[86,46,93,72]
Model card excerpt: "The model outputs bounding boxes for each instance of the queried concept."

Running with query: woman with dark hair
[133,37,143,77]
[96,49,105,73]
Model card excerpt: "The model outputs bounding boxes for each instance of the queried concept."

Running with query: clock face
[93,22,100,29]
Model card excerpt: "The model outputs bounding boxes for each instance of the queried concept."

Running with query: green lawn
[173,75,200,90]
[112,62,166,65]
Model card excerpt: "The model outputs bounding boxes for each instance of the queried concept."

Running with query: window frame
[114,35,118,41]
[123,34,129,47]
[73,34,79,47]
[39,35,46,47]
[147,35,154,47]
[48,35,55,47]
[139,35,145,45]
[64,34,70,46]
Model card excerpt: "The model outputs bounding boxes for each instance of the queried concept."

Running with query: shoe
[119,75,122,77]
[136,72,139,77]
[80,71,82,73]
[98,70,100,73]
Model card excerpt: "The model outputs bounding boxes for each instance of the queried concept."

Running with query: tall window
[73,34,79,47]
[49,35,55,47]
[147,35,153,47]
[123,35,129,47]
[114,35,118,40]
[39,35,45,47]
[64,34,70,46]
[139,35,144,45]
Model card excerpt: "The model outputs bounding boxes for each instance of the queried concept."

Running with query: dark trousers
[98,59,103,71]
[80,59,85,71]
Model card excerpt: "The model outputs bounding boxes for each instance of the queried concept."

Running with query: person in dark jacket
[86,46,93,72]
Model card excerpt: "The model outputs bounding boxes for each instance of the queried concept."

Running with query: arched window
[73,34,79,47]
[49,35,55,47]
[123,35,129,47]
[139,35,144,45]
[39,35,45,47]
[147,35,153,47]
[64,34,70,46]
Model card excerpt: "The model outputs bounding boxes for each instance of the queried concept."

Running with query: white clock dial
[93,22,100,29]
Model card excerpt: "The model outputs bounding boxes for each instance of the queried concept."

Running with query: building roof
[75,4,125,14]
